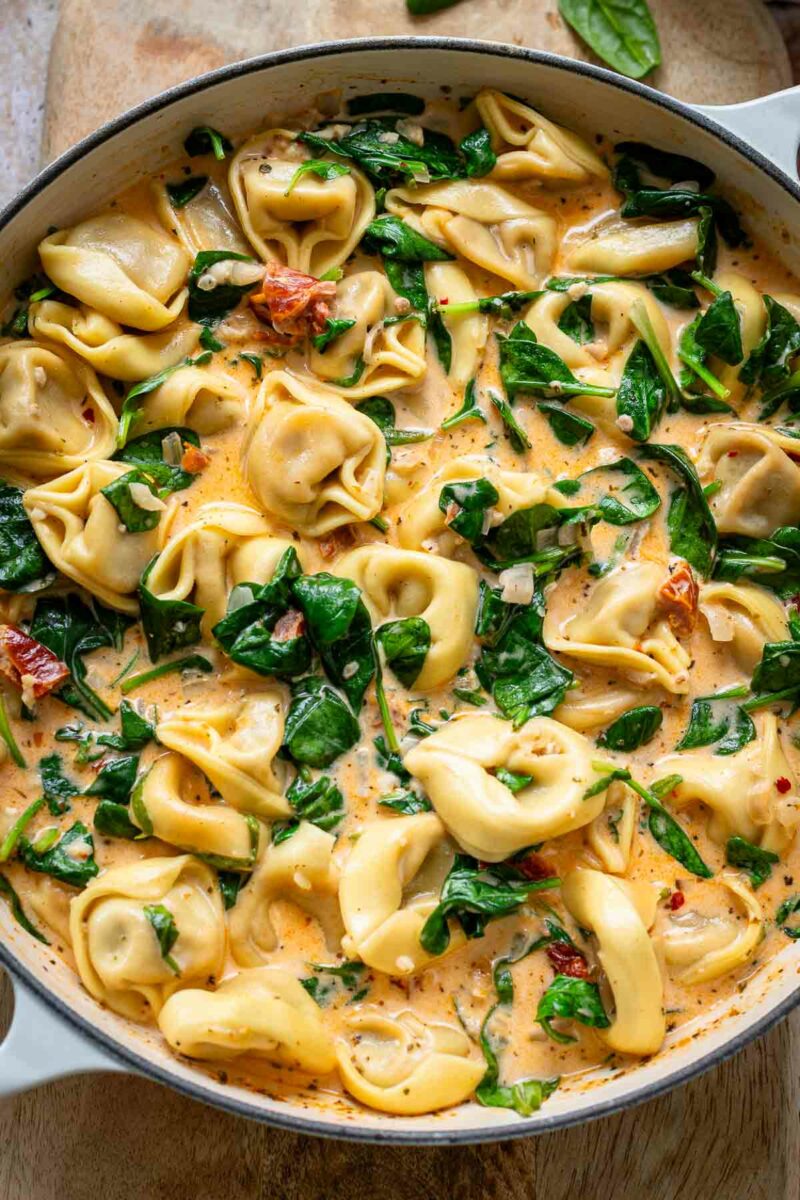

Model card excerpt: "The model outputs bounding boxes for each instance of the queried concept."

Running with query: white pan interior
[2,39,800,1141]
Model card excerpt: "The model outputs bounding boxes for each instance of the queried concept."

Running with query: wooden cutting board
[1,2,799,1198]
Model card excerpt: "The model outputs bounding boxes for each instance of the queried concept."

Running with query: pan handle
[0,969,128,1096]
[693,86,800,181]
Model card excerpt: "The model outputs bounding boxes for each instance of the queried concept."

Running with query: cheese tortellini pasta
[699,580,788,673]
[662,873,764,986]
[229,129,375,274]
[567,217,699,275]
[0,340,118,476]
[242,370,386,535]
[698,423,800,537]
[23,461,162,612]
[133,363,247,436]
[475,88,609,184]
[70,856,225,1020]
[404,714,604,860]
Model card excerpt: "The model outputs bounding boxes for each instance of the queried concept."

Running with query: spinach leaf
[621,190,744,247]
[536,975,610,1044]
[212,547,311,680]
[439,478,500,543]
[441,378,486,430]
[166,176,207,209]
[714,527,800,598]
[239,351,262,377]
[459,127,497,178]
[614,142,715,191]
[557,0,661,79]
[677,314,733,408]
[639,443,717,576]
[101,463,190,533]
[285,160,351,195]
[383,261,427,311]
[596,704,663,752]
[18,822,99,888]
[632,774,713,877]
[375,618,431,688]
[30,595,132,722]
[300,960,369,1006]
[293,574,374,710]
[575,456,661,525]
[749,640,800,706]
[436,289,542,319]
[93,800,139,840]
[283,768,345,836]
[476,603,574,728]
[675,687,755,756]
[1,273,58,338]
[378,789,433,814]
[218,871,243,910]
[420,853,559,955]
[184,126,233,160]
[0,481,55,592]
[311,316,357,352]
[57,701,155,762]
[757,370,800,420]
[476,1001,560,1116]
[646,268,700,309]
[346,93,425,117]
[478,502,584,574]
[498,322,615,400]
[39,753,78,816]
[694,288,744,366]
[362,215,454,264]
[407,0,465,11]
[139,555,204,663]
[776,894,800,939]
[558,294,594,344]
[114,426,201,493]
[616,338,666,441]
[489,390,532,452]
[726,836,779,889]
[537,402,595,446]
[0,872,49,943]
[299,119,462,188]
[84,753,139,804]
[187,250,260,325]
[143,903,180,974]
[740,295,800,390]
[120,654,212,695]
[283,676,360,768]
[355,396,432,457]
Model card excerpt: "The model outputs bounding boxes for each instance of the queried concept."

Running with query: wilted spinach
[726,836,779,889]
[18,822,99,888]
[639,443,717,576]
[283,676,361,768]
[30,595,133,722]
[596,705,663,752]
[0,481,55,593]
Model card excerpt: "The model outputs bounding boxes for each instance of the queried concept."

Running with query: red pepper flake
[249,262,336,344]
[180,443,211,474]
[657,559,699,638]
[0,625,69,698]
[668,890,685,911]
[546,941,591,980]
[776,776,792,794]
[439,296,449,305]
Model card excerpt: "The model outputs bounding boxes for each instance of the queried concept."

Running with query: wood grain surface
[1,2,799,1197]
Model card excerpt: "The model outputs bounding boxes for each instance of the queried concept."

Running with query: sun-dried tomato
[249,262,336,344]
[180,443,211,474]
[272,610,306,643]
[0,625,69,698]
[668,890,685,911]
[514,851,554,882]
[657,559,699,637]
[546,940,591,979]
[318,527,357,560]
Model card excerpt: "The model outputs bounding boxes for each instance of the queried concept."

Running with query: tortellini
[133,364,247,436]
[154,177,251,256]
[475,88,609,184]
[698,423,800,538]
[305,270,426,399]
[404,714,604,860]
[39,214,190,331]
[385,180,556,288]
[425,262,488,387]
[335,544,479,690]
[397,453,560,557]
[241,370,386,535]
[158,967,336,1071]
[70,855,225,1020]
[587,779,638,875]
[0,340,117,476]
[131,753,264,867]
[157,690,291,819]
[229,130,375,274]
[335,1009,484,1115]
[339,813,461,975]
[562,868,665,1056]
[228,822,341,967]
[699,580,788,673]
[23,461,162,613]
[567,217,699,276]
[662,873,764,986]
[657,713,799,853]
[145,502,296,637]
[543,562,692,694]
[28,300,200,382]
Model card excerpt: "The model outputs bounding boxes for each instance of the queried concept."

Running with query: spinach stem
[121,655,212,695]
[373,649,400,754]
[0,796,45,863]
[678,349,730,400]
[0,694,26,768]
[630,299,681,403]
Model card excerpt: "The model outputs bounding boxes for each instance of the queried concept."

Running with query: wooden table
[1,2,799,1196]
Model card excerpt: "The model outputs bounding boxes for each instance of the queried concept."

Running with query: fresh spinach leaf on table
[557,0,661,79]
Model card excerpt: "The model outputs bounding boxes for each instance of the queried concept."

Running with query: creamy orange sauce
[1,89,799,1116]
